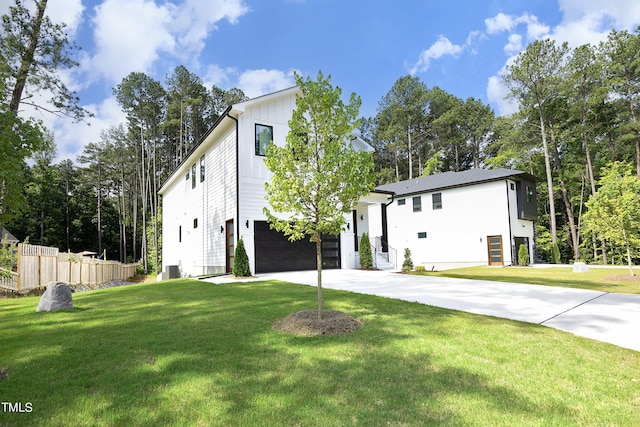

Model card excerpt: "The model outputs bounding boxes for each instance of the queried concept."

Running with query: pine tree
[233,237,251,277]
[518,244,530,266]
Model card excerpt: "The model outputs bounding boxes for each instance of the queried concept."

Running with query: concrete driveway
[202,269,640,352]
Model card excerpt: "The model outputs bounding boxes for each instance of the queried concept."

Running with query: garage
[253,221,341,273]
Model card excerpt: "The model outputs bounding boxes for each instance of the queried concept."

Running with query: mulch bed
[273,310,361,336]
[604,274,640,282]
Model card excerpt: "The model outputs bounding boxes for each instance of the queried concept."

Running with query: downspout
[225,111,240,247]
[505,181,513,265]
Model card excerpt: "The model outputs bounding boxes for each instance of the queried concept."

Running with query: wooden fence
[0,243,138,292]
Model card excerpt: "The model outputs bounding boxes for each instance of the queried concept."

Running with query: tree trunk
[407,125,413,179]
[9,0,48,113]
[538,110,557,244]
[622,228,635,276]
[548,123,579,260]
[316,237,323,319]
[582,114,607,264]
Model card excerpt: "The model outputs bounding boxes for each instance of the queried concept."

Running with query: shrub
[359,233,373,269]
[402,248,413,271]
[415,265,426,272]
[518,244,530,266]
[233,238,251,277]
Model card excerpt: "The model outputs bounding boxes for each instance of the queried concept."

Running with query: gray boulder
[36,282,73,312]
[573,262,589,273]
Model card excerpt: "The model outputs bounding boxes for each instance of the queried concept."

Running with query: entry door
[487,235,504,266]
[226,219,234,273]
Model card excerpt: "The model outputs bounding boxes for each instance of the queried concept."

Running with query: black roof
[376,168,535,197]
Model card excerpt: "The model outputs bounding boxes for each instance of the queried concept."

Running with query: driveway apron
[204,269,640,352]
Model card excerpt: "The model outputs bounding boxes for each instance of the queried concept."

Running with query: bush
[415,265,426,272]
[402,248,413,271]
[233,238,251,277]
[359,233,373,269]
[518,244,530,266]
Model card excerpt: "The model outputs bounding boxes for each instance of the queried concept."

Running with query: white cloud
[237,69,296,99]
[53,97,127,163]
[504,33,523,55]
[485,12,517,34]
[83,0,249,85]
[487,75,518,117]
[204,64,237,88]
[410,36,464,74]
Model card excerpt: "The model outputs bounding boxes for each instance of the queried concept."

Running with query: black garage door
[254,221,340,273]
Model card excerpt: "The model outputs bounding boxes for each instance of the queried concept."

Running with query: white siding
[386,180,528,270]
[161,122,237,276]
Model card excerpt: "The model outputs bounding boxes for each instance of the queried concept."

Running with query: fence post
[16,243,22,292]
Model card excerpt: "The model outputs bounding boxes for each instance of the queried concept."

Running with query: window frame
[200,155,205,182]
[255,123,273,156]
[432,193,442,210]
[397,198,406,206]
[413,196,422,213]
[191,164,196,189]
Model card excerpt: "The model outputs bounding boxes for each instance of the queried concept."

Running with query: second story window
[432,193,442,210]
[191,164,196,189]
[413,196,422,212]
[200,155,205,182]
[255,124,273,156]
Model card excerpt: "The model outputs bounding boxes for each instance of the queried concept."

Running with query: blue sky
[3,0,640,162]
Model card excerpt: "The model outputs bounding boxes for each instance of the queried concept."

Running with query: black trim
[226,111,240,248]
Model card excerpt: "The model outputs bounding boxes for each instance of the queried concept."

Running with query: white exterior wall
[161,122,237,277]
[386,180,533,270]
[507,179,535,264]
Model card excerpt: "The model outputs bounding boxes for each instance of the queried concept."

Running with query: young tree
[583,162,640,276]
[359,233,373,269]
[264,71,376,319]
[233,237,251,277]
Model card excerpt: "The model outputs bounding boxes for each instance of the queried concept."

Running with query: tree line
[1,0,639,271]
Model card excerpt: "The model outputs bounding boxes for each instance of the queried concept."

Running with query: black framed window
[255,124,273,156]
[413,196,421,212]
[526,185,534,203]
[191,164,196,189]
[397,198,405,206]
[418,232,427,239]
[193,218,198,229]
[432,193,442,210]
[179,226,182,242]
[200,155,205,182]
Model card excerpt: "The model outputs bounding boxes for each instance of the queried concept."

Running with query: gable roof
[0,227,18,244]
[376,168,535,197]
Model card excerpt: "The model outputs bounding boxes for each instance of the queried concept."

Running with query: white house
[376,169,537,270]
[158,87,390,278]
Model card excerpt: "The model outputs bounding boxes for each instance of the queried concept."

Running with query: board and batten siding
[161,121,237,277]
[386,180,523,270]
[236,91,298,273]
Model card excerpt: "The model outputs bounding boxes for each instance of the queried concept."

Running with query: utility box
[166,265,180,279]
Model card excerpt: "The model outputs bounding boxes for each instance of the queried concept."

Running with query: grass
[418,266,640,294]
[1,279,639,426]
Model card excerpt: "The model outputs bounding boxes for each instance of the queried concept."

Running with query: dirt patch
[604,274,640,282]
[273,310,361,336]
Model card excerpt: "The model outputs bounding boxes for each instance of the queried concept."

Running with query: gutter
[225,111,240,243]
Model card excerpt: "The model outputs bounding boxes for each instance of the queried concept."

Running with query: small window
[255,124,273,156]
[191,164,196,189]
[432,193,442,210]
[510,182,515,191]
[193,218,198,229]
[186,169,190,181]
[179,226,182,242]
[397,198,406,206]
[418,232,427,239]
[413,196,421,212]
[526,185,534,203]
[200,155,205,182]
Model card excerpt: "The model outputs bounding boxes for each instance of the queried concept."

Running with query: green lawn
[1,279,639,426]
[422,266,640,294]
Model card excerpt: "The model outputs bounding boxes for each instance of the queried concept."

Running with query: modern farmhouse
[159,86,538,278]
[158,87,390,277]
[376,168,537,270]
